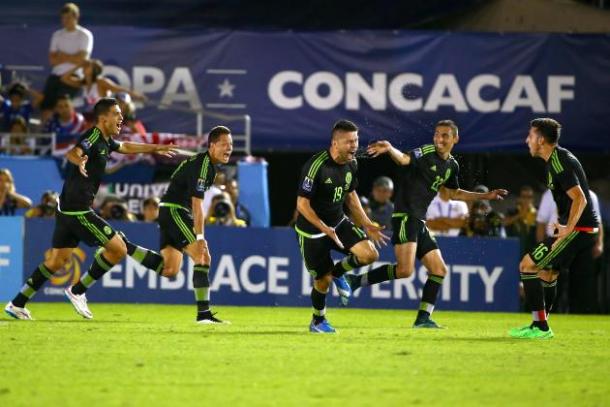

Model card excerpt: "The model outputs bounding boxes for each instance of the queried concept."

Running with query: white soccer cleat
[196,311,231,325]
[64,286,93,319]
[4,302,33,320]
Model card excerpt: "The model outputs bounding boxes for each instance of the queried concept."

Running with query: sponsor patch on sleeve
[302,177,314,192]
[196,178,207,192]
[80,139,92,150]
[413,148,422,159]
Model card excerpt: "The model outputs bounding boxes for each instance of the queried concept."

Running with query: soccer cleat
[509,325,554,339]
[4,302,33,320]
[196,310,231,325]
[64,286,93,319]
[344,274,360,292]
[333,275,352,306]
[309,318,337,333]
[413,317,443,329]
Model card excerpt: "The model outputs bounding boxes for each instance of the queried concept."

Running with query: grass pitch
[1,304,609,406]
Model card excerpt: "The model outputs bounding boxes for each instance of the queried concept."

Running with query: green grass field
[1,304,609,406]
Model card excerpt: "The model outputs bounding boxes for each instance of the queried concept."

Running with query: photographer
[0,168,32,215]
[25,191,59,218]
[466,200,506,238]
[205,193,246,227]
[99,195,136,222]
[138,196,159,223]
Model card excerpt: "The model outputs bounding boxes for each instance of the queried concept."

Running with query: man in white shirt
[425,186,469,237]
[41,3,93,117]
[536,188,604,313]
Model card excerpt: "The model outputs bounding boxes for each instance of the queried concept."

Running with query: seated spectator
[203,171,226,215]
[117,93,147,137]
[41,3,93,120]
[138,197,160,222]
[1,83,34,131]
[25,191,59,218]
[99,195,136,222]
[44,94,87,155]
[504,185,537,254]
[61,59,146,117]
[225,178,251,226]
[369,176,394,230]
[426,187,469,236]
[467,199,506,238]
[0,168,32,215]
[205,193,246,227]
[6,118,33,155]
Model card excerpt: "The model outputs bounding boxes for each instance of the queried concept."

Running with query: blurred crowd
[0,3,146,156]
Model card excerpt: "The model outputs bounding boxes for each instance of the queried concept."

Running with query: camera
[109,203,127,220]
[213,200,231,218]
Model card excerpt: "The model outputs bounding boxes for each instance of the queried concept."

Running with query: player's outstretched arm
[444,186,508,202]
[296,196,344,249]
[118,142,178,157]
[367,141,411,166]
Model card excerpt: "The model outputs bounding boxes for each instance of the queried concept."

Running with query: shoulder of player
[78,127,102,146]
[411,144,435,158]
[551,146,578,174]
[303,150,330,178]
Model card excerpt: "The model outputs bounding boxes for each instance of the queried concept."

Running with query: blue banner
[2,26,609,152]
[0,217,24,301]
[23,219,520,312]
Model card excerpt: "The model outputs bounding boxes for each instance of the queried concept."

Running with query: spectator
[41,3,93,119]
[44,94,87,155]
[225,178,251,226]
[203,171,226,215]
[117,93,147,137]
[25,191,59,218]
[1,83,33,131]
[466,200,506,238]
[139,196,160,222]
[6,117,33,155]
[369,176,394,230]
[504,185,537,254]
[0,168,32,215]
[426,187,469,237]
[205,193,246,227]
[61,59,146,118]
[99,195,136,222]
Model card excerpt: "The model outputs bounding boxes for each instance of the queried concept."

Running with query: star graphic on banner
[218,78,235,98]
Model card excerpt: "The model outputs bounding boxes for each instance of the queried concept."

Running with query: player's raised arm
[367,140,411,166]
[117,142,178,157]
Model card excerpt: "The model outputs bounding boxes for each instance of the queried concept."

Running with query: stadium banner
[0,217,24,302]
[1,26,610,152]
[24,219,520,312]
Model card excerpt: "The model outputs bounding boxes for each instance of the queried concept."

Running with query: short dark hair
[55,94,72,104]
[531,118,561,144]
[208,125,231,144]
[93,98,119,122]
[332,119,358,139]
[8,83,27,98]
[436,120,459,137]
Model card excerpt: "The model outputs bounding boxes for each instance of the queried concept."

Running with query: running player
[5,98,177,320]
[296,120,388,333]
[509,118,599,339]
[346,120,508,328]
[121,125,234,324]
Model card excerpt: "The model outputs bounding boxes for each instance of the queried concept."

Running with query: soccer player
[296,120,388,333]
[4,98,177,320]
[121,126,234,324]
[509,118,599,339]
[346,120,508,328]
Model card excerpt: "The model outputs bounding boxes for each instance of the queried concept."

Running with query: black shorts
[391,213,439,260]
[41,74,80,110]
[529,230,597,271]
[295,218,368,280]
[52,210,117,248]
[158,206,196,250]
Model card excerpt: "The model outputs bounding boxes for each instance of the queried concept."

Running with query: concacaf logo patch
[196,177,207,192]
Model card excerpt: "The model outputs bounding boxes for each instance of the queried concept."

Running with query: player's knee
[107,240,128,260]
[358,247,379,265]
[431,264,448,278]
[48,255,69,271]
[395,263,414,278]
